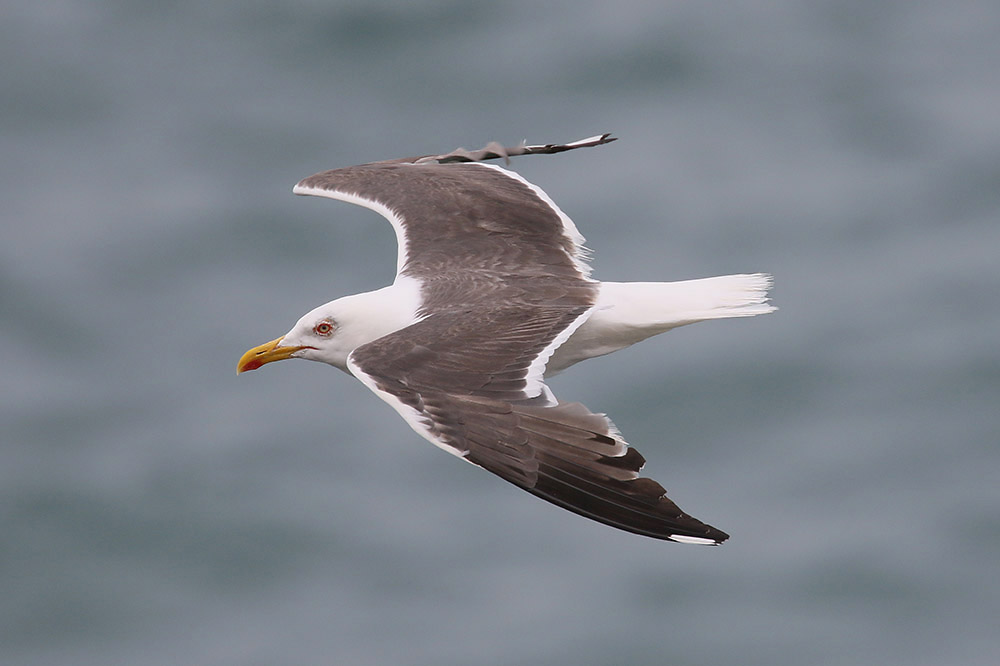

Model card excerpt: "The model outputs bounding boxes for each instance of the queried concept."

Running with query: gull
[238,134,775,544]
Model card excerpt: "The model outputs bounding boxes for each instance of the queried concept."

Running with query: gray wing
[292,138,602,304]
[348,306,729,545]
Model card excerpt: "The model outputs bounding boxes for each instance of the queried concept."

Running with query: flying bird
[238,134,775,544]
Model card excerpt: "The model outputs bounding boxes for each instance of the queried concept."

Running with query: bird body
[275,273,773,377]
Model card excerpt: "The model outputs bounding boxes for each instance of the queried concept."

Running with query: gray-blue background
[3,2,998,664]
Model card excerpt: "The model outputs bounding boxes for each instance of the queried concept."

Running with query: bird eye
[313,321,334,336]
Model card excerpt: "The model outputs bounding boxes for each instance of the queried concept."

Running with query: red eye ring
[314,321,334,336]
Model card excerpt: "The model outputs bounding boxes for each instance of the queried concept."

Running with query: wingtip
[568,132,617,147]
[670,533,728,546]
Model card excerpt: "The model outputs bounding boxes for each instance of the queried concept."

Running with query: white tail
[547,273,775,374]
[600,273,776,328]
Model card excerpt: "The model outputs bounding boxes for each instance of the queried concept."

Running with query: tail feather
[649,273,776,324]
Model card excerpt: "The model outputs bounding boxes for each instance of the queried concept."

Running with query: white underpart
[471,162,594,279]
[292,183,411,278]
[548,273,776,375]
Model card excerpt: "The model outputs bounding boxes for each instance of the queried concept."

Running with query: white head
[237,283,421,375]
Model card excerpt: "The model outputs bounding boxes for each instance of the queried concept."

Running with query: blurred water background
[3,2,999,665]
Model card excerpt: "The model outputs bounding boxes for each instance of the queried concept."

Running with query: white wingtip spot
[670,534,722,546]
[565,134,605,147]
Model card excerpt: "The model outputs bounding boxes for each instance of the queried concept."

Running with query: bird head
[237,301,355,374]
[237,287,415,375]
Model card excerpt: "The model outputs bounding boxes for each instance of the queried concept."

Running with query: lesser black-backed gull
[238,134,775,544]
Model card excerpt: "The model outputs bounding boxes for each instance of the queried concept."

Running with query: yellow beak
[237,337,307,374]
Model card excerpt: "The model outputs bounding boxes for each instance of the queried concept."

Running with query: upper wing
[347,306,729,545]
[291,137,606,293]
